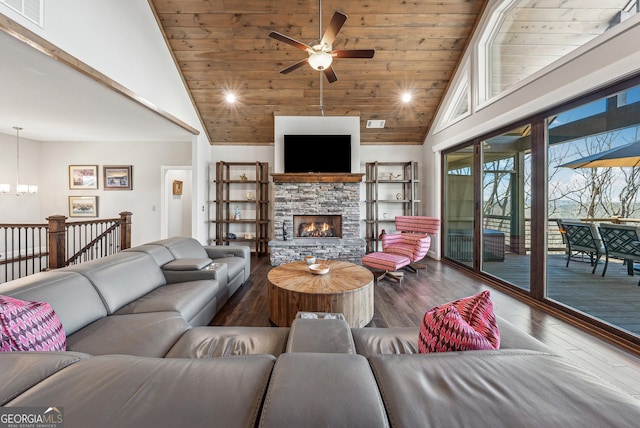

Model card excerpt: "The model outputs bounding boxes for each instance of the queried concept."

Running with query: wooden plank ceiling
[149,0,487,145]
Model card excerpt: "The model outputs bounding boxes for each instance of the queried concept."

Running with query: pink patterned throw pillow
[0,295,66,352]
[418,290,500,353]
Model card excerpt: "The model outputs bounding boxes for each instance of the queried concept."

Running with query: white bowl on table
[308,263,330,275]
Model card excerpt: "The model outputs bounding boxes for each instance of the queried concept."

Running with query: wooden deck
[212,254,640,400]
[483,253,640,335]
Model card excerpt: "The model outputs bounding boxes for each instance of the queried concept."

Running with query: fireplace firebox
[293,215,342,238]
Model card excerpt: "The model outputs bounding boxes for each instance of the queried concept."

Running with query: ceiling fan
[268,1,375,83]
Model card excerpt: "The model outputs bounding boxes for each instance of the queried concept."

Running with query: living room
[2,1,640,425]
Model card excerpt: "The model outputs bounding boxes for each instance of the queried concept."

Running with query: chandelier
[1,127,38,196]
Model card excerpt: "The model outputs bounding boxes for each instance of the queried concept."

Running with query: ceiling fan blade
[323,66,338,83]
[320,12,347,47]
[269,31,312,52]
[333,49,375,59]
[280,58,309,74]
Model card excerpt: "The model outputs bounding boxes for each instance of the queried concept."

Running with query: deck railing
[483,215,566,254]
[0,211,131,283]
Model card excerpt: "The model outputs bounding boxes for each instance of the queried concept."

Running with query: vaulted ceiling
[149,0,487,145]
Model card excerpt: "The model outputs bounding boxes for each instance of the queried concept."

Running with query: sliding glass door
[443,145,474,267]
[481,126,532,291]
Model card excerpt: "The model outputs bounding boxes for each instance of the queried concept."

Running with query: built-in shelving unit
[210,161,269,255]
[364,161,420,252]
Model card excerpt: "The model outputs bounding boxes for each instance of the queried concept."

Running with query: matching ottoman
[362,252,411,283]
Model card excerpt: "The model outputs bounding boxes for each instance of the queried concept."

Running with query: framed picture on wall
[172,180,183,195]
[104,165,133,190]
[69,165,98,189]
[69,196,98,217]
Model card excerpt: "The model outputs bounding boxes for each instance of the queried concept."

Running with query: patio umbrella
[559,140,640,168]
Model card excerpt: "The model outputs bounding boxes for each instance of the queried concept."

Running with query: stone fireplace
[268,173,366,265]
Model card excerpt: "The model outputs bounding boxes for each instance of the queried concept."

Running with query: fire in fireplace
[293,215,342,238]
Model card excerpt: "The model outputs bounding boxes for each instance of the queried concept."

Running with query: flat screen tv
[284,135,351,173]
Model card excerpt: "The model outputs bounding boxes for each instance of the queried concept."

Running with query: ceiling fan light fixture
[308,51,333,70]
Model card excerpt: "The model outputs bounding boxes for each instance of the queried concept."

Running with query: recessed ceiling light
[401,92,412,103]
[225,93,236,103]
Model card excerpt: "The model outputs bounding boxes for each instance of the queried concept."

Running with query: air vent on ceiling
[2,0,43,26]
[366,120,386,129]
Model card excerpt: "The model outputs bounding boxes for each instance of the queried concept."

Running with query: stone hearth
[269,173,366,266]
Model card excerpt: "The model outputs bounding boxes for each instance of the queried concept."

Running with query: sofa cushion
[7,354,276,428]
[66,312,189,357]
[162,258,212,271]
[66,252,167,314]
[0,271,107,335]
[352,317,552,357]
[368,351,640,427]
[165,326,290,358]
[211,256,245,283]
[113,280,222,324]
[418,290,500,353]
[259,353,389,428]
[1,295,66,352]
[150,237,209,259]
[0,351,90,405]
[286,318,356,354]
[123,244,175,266]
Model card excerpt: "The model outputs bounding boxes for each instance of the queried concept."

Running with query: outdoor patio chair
[561,221,604,274]
[597,223,640,286]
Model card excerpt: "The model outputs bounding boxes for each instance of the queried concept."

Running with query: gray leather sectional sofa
[2,237,640,427]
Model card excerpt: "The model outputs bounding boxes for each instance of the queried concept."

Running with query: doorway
[161,166,192,239]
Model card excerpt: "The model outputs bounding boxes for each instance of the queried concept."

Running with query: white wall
[273,116,361,173]
[0,0,211,243]
[37,140,191,246]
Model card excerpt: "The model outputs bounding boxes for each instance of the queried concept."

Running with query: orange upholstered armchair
[382,216,440,270]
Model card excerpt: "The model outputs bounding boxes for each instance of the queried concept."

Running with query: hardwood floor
[212,254,640,400]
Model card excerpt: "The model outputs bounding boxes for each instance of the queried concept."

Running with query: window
[478,0,636,103]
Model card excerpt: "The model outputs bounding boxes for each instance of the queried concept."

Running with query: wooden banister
[46,215,67,269]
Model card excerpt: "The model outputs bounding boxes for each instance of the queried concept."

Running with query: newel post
[119,211,132,250]
[47,215,67,269]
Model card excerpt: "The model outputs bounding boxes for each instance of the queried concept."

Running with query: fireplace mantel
[270,173,364,183]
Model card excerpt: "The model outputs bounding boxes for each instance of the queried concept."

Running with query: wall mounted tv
[284,135,351,173]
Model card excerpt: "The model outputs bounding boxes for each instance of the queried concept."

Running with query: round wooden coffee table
[267,260,374,327]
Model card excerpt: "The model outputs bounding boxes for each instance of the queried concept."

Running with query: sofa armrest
[204,245,251,282]
[204,245,250,260]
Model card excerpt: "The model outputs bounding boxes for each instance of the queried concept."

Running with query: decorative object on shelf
[68,195,98,217]
[388,172,401,180]
[246,192,254,200]
[244,233,254,240]
[69,164,98,190]
[240,173,248,181]
[234,206,241,220]
[228,233,237,239]
[379,229,386,239]
[104,165,133,190]
[396,192,402,200]
[1,127,38,196]
[172,180,183,195]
